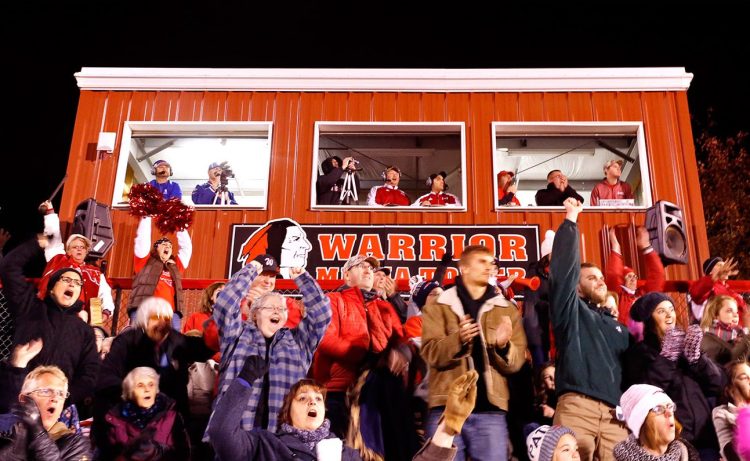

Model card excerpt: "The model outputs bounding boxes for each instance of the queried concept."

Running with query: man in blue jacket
[549,198,629,461]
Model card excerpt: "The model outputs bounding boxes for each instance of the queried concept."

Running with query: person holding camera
[316,156,359,205]
[192,162,238,205]
[497,170,520,206]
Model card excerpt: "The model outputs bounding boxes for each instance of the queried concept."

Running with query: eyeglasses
[28,388,70,399]
[260,305,288,314]
[352,263,373,271]
[58,276,84,287]
[651,402,676,415]
[69,245,88,251]
[624,273,638,280]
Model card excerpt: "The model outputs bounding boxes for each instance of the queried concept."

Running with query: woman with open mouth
[208,375,361,460]
[615,384,698,461]
[99,366,190,460]
[622,292,725,455]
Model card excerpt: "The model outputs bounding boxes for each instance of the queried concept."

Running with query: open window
[312,122,467,210]
[492,122,652,209]
[112,121,273,208]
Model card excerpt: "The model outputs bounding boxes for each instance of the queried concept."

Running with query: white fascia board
[75,67,693,92]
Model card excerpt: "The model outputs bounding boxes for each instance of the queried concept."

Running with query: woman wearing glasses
[615,384,698,461]
[0,236,100,412]
[622,292,725,456]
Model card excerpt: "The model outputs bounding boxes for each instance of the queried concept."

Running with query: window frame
[112,121,274,209]
[491,121,653,210]
[311,121,468,211]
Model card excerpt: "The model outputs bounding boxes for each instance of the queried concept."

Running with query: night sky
[3,3,747,253]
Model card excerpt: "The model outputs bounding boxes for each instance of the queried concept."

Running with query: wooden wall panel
[567,93,594,121]
[59,88,706,280]
[543,93,569,121]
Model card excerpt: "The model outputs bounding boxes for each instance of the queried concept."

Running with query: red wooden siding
[58,89,707,281]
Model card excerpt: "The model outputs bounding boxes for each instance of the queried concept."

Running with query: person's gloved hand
[12,398,45,437]
[683,324,704,364]
[442,370,478,434]
[439,253,453,267]
[238,355,269,383]
[659,327,686,362]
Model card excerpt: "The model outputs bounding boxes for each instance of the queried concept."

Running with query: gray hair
[134,297,173,328]
[122,367,160,401]
[250,292,285,319]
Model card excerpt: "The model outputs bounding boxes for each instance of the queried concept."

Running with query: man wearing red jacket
[606,226,665,341]
[367,166,411,206]
[311,255,411,439]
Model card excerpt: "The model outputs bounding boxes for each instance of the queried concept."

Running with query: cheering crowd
[0,197,748,461]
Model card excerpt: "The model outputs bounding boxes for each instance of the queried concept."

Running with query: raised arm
[41,201,64,261]
[289,268,332,362]
[213,261,259,356]
[637,226,666,293]
[605,226,625,292]
[134,216,152,259]
[176,228,193,269]
[549,198,584,329]
[0,238,46,317]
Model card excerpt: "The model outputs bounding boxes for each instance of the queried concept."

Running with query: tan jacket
[421,286,527,411]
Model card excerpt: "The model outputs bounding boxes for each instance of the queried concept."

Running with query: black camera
[218,161,234,187]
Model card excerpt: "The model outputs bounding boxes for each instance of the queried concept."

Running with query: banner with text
[229,219,540,281]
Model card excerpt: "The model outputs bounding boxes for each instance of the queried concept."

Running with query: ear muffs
[151,163,173,176]
[426,172,448,189]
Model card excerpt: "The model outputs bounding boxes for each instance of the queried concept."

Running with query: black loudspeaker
[645,200,688,266]
[71,198,115,259]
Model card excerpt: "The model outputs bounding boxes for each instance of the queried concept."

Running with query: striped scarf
[711,320,740,342]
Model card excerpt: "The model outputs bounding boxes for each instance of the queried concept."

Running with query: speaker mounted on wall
[645,200,688,266]
[71,198,115,260]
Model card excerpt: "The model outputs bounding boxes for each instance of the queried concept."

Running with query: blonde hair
[134,297,173,328]
[20,365,68,395]
[122,367,160,401]
[459,245,493,268]
[700,295,736,330]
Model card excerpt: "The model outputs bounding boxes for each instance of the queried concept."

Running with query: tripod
[212,185,232,205]
[339,171,359,205]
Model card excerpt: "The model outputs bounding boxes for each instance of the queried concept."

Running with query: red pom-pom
[128,184,163,217]
[155,198,194,233]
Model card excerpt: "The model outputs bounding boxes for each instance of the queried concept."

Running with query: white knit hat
[540,230,555,258]
[619,384,673,437]
[526,424,576,461]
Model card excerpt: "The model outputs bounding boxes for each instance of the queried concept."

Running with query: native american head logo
[237,218,312,278]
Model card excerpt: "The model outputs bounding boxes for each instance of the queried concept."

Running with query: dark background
[2,3,747,254]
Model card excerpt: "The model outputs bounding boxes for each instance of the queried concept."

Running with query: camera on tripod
[218,161,234,189]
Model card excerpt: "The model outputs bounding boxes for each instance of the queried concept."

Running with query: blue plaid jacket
[205,264,331,438]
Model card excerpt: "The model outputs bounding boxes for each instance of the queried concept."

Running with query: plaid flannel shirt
[204,264,331,438]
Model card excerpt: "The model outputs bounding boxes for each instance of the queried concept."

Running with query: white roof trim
[75,67,693,92]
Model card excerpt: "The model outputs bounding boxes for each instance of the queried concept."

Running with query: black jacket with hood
[0,239,100,407]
